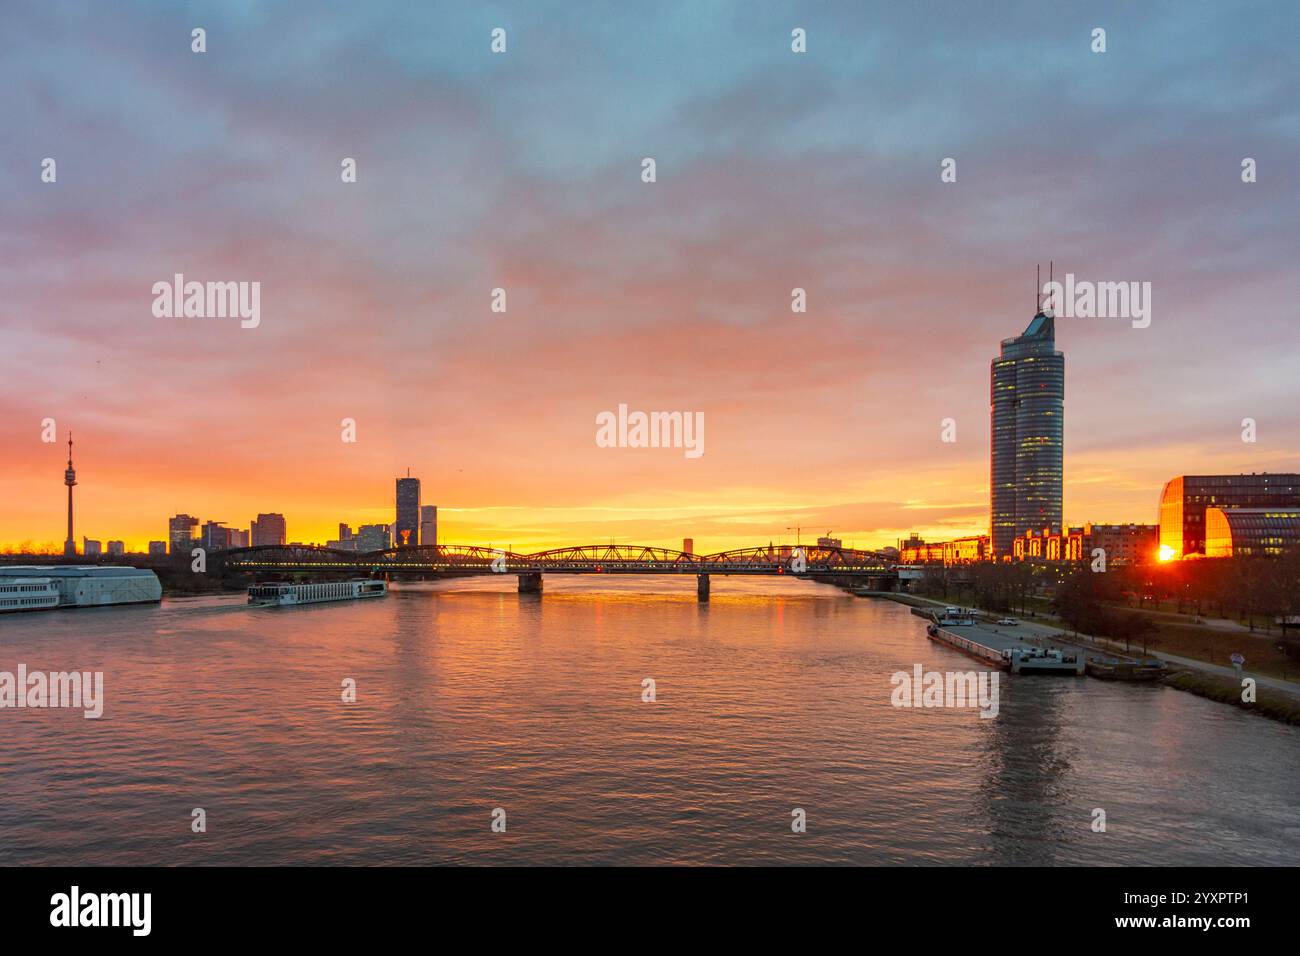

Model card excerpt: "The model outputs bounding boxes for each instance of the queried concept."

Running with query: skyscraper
[202,521,232,551]
[168,514,200,554]
[990,303,1064,559]
[396,472,420,547]
[420,505,437,549]
[250,513,287,547]
[63,433,77,557]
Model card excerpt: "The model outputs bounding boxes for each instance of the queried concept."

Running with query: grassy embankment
[1160,669,1300,725]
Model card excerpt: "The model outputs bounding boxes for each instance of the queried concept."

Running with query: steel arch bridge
[216,543,895,576]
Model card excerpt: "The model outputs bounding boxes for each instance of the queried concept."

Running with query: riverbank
[858,589,1300,725]
[1161,670,1300,725]
[863,585,1300,678]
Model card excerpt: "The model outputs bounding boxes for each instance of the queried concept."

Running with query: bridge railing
[216,543,896,574]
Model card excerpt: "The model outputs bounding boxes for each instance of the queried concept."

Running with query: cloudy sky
[3,0,1297,552]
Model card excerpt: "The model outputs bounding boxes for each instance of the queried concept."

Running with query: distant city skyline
[12,293,1292,557]
[14,438,1300,560]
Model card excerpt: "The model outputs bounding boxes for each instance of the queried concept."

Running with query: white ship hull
[249,579,387,606]
[0,566,161,611]
[0,579,61,613]
[1002,646,1085,675]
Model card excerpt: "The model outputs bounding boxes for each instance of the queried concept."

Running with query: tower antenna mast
[63,431,78,557]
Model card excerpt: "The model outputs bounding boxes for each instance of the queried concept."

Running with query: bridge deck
[215,543,899,576]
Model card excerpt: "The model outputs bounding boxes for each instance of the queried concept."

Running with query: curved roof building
[1158,473,1300,559]
[1205,508,1300,558]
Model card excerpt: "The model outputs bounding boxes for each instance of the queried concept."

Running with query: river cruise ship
[0,578,62,613]
[248,579,388,607]
[0,566,161,611]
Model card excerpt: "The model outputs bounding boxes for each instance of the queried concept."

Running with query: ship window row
[0,584,54,592]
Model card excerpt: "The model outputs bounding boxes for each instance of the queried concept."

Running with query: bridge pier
[697,573,710,602]
[518,572,543,594]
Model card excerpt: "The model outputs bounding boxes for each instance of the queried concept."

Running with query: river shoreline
[857,589,1300,725]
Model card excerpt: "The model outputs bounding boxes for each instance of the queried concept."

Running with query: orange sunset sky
[3,3,1297,554]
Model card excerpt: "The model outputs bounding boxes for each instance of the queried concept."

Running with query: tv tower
[63,432,77,557]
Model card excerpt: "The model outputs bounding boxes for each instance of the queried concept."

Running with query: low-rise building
[944,536,989,564]
[899,535,946,564]
[899,534,989,565]
[1013,523,1156,565]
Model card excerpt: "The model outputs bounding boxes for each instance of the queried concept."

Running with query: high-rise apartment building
[168,514,200,554]
[250,513,287,547]
[420,505,437,549]
[355,524,391,552]
[202,521,231,551]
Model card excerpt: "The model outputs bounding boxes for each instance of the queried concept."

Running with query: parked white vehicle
[996,617,1019,626]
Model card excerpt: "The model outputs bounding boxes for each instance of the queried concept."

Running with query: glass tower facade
[990,311,1064,559]
[395,476,421,547]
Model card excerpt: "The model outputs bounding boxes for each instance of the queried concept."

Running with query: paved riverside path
[876,592,1300,701]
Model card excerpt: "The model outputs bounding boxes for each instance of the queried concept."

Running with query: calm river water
[1,576,1297,865]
